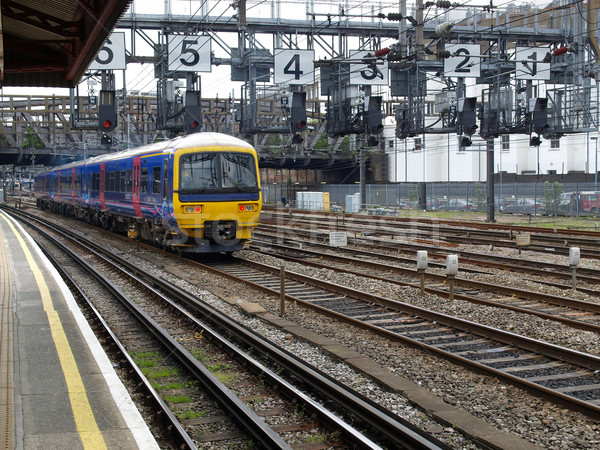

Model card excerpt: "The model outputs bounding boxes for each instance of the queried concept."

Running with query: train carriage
[34,133,262,253]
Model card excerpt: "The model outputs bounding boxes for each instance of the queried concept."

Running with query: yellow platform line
[0,214,107,449]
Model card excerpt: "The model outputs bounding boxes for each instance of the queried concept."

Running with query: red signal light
[191,120,199,129]
[103,120,112,129]
[297,120,306,129]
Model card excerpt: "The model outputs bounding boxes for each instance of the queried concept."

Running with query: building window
[388,140,394,150]
[501,135,510,151]
[550,138,560,149]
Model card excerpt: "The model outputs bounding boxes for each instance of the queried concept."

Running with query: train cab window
[140,167,148,194]
[120,170,126,192]
[109,171,115,192]
[126,170,132,193]
[222,153,259,189]
[152,167,161,194]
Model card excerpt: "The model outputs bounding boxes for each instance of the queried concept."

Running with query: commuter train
[34,133,262,253]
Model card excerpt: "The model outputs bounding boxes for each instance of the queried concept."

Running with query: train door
[132,157,142,217]
[162,158,169,200]
[100,163,106,210]
[71,167,76,205]
[57,170,61,201]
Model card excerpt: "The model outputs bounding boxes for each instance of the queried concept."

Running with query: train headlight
[183,205,202,213]
[238,204,256,212]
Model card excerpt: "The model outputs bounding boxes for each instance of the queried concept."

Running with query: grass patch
[164,394,192,404]
[176,410,203,420]
[147,367,180,379]
[214,372,237,384]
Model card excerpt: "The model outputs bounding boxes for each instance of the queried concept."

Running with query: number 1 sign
[274,49,315,85]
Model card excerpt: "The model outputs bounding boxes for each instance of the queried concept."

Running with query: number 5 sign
[168,35,211,72]
[444,44,480,78]
[88,32,126,70]
[274,49,315,85]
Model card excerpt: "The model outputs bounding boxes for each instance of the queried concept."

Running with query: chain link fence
[263,182,600,218]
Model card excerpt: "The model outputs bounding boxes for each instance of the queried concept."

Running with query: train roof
[37,133,255,174]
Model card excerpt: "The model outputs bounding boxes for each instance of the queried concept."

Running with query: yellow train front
[34,133,262,254]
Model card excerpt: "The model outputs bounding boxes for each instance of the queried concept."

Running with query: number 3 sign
[167,35,212,72]
[274,49,315,85]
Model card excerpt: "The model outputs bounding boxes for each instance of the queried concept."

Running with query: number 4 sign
[274,49,315,85]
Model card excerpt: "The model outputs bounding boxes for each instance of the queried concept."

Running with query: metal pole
[280,264,286,315]
[486,138,495,222]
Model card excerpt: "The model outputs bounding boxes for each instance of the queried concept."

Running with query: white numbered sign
[168,35,211,72]
[515,47,550,80]
[349,50,389,86]
[89,32,126,70]
[444,44,480,78]
[274,49,315,85]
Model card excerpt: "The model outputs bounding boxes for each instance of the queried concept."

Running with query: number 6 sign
[88,32,126,70]
[168,35,212,72]
[274,49,315,85]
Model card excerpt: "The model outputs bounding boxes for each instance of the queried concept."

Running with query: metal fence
[263,182,600,217]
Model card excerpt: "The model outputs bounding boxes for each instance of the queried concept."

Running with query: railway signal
[98,90,117,132]
[185,91,203,134]
[290,92,307,133]
[365,96,383,134]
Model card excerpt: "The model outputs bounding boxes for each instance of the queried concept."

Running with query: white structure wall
[385,121,600,182]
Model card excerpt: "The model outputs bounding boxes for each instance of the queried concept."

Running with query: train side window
[126,169,132,193]
[120,170,126,192]
[105,171,109,192]
[152,167,161,194]
[109,171,115,192]
[115,171,121,192]
[140,167,148,194]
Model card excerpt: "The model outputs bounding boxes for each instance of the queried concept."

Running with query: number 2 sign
[444,44,480,78]
[167,35,212,72]
[274,49,315,85]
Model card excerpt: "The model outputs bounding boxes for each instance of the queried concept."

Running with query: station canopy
[0,0,132,87]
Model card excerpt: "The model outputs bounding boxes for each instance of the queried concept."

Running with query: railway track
[261,209,600,259]
[185,254,600,420]
[255,223,600,287]
[248,239,600,333]
[3,205,447,449]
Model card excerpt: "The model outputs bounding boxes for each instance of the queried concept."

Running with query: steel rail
[250,241,600,333]
[5,209,290,450]
[192,256,600,419]
[5,206,447,450]
[256,224,600,283]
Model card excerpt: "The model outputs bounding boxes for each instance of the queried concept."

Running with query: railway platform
[0,210,158,449]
